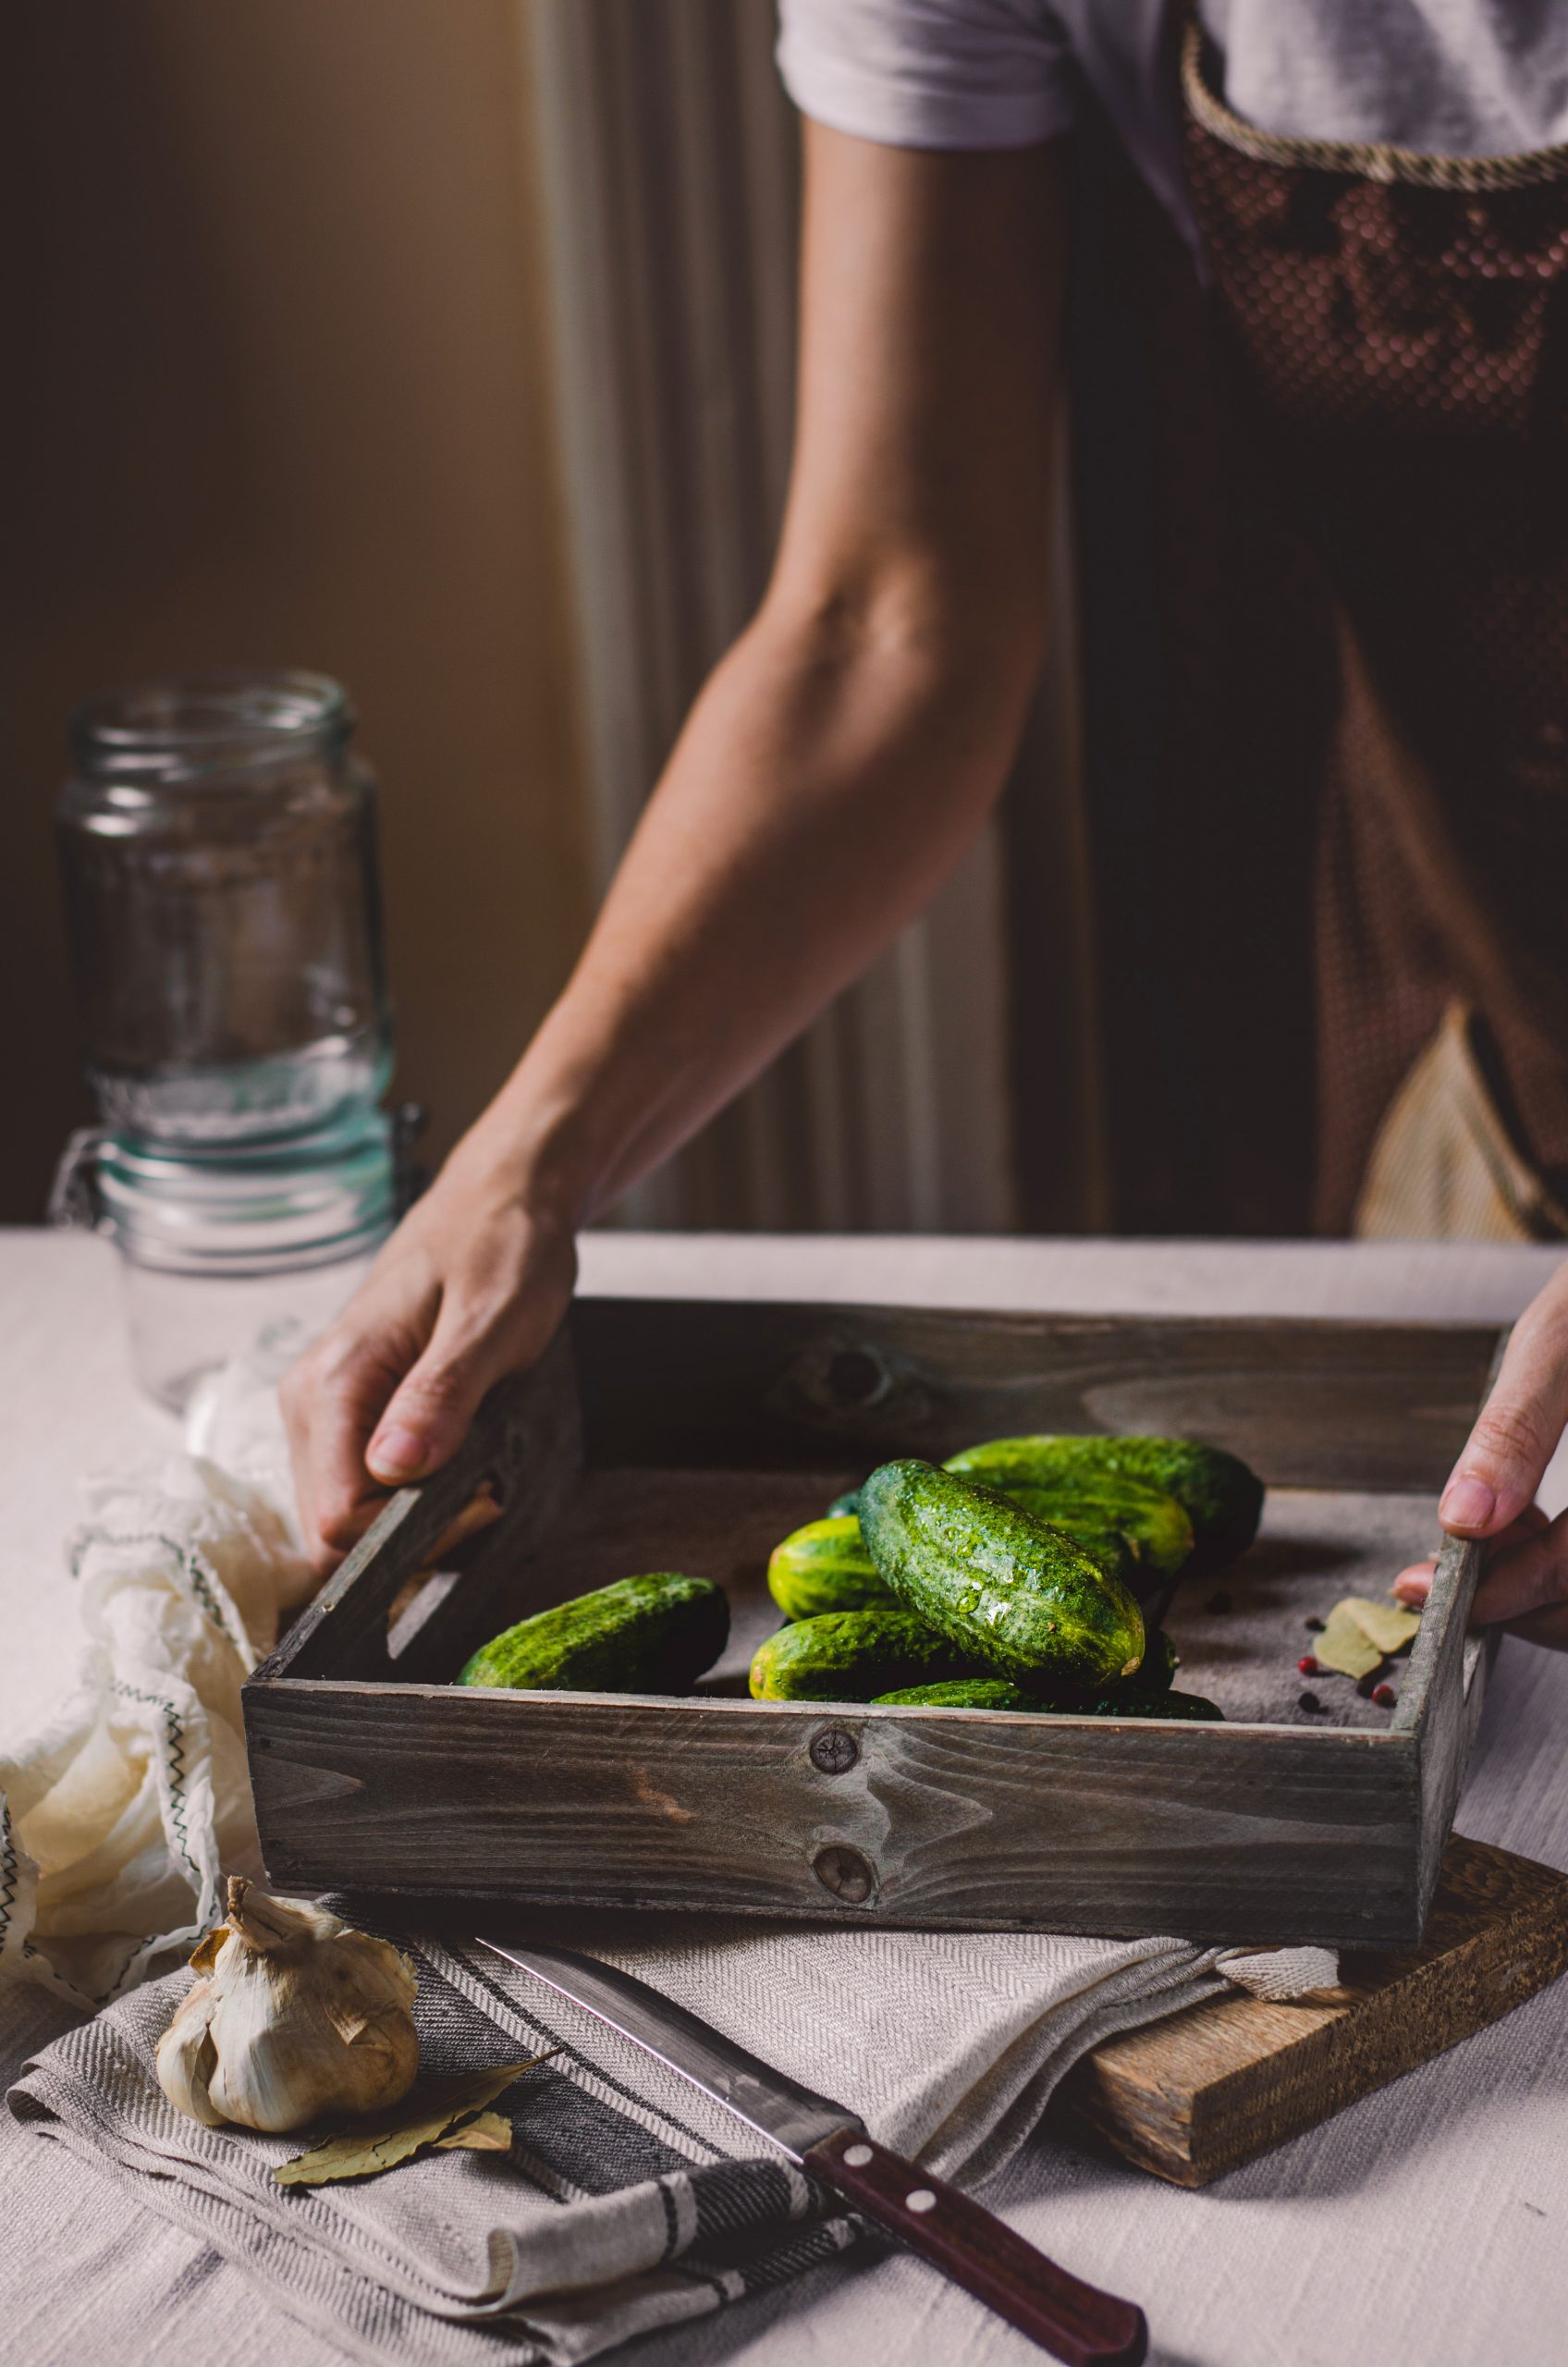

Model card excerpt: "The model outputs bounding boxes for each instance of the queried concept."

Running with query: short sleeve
[777,0,1078,153]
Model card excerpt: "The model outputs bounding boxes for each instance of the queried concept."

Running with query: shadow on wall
[0,0,593,1221]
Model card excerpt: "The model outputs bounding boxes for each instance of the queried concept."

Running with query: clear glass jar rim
[70,670,353,784]
[91,1108,398,1274]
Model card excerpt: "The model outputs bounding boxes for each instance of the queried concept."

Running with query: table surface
[5,1227,1568,2367]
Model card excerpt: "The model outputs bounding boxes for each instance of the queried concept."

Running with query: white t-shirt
[777,1,1568,247]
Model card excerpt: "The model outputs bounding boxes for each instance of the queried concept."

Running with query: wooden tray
[244,1298,1503,1947]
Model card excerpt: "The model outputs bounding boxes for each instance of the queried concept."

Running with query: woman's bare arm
[281,123,1069,1576]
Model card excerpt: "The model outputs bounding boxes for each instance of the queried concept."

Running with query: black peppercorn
[1298,1689,1323,1712]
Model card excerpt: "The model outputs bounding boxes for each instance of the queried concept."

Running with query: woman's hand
[1393,1262,1568,1648]
[280,1151,578,1576]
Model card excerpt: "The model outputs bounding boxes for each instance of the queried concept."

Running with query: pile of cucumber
[752,1437,1259,1719]
[454,1431,1261,1723]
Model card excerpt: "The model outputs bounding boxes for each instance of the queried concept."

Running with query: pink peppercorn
[1372,1682,1397,1709]
[1297,1654,1319,1675]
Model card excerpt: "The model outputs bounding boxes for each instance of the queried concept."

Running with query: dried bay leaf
[1341,1597,1421,1657]
[274,2053,555,2187]
[1312,1595,1421,1680]
[1314,1603,1383,1681]
[435,2110,513,2153]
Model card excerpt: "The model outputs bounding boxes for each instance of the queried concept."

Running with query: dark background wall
[0,0,594,1220]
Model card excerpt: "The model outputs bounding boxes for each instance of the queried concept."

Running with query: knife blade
[475,1934,1147,2367]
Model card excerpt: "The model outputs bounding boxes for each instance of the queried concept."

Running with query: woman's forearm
[461,583,1045,1224]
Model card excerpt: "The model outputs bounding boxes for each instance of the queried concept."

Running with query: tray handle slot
[248,1324,582,1687]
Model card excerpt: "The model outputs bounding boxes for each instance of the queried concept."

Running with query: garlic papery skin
[155,1877,419,2134]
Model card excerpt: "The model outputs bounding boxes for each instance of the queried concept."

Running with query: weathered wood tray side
[568,1300,1501,1487]
[246,1680,1431,1942]
[244,1301,1502,1947]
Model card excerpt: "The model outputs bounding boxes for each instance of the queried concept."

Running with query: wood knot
[824,1348,888,1408]
[767,1330,929,1438]
[813,1843,876,1904]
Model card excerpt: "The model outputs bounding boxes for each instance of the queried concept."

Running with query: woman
[282,0,1568,1648]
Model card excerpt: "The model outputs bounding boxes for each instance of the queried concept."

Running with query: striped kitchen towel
[8,1896,1333,2365]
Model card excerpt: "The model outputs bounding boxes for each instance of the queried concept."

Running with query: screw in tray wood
[813,1843,876,1904]
[811,1727,860,1775]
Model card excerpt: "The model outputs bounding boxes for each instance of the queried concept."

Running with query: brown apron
[1178,22,1568,1240]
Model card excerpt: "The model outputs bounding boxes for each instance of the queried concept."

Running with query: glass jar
[57,670,391,1141]
[71,1112,397,1411]
[54,671,404,1408]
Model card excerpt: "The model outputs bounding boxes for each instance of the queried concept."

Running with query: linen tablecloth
[4,1230,1568,2367]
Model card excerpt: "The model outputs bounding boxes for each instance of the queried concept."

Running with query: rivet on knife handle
[805,2127,1148,2367]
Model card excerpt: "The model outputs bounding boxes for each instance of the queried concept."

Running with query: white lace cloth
[0,1354,307,2007]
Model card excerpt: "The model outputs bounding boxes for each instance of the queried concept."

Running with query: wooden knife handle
[804,2127,1147,2367]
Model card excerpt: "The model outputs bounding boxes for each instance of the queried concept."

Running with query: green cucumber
[874,1678,1045,1711]
[859,1460,1145,1691]
[826,1489,863,1519]
[944,1436,1263,1575]
[876,1631,1177,1711]
[459,1573,728,1694]
[999,1482,1194,1581]
[767,1515,895,1621]
[749,1607,982,1702]
[1023,1515,1141,1590]
[874,1674,1221,1721]
[1082,1688,1223,1722]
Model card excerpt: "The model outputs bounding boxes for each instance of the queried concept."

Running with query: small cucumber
[874,1678,1045,1711]
[944,1436,1263,1574]
[767,1515,895,1621]
[826,1489,863,1519]
[1081,1688,1223,1722]
[459,1573,728,1694]
[999,1482,1194,1582]
[874,1674,1220,1722]
[1023,1515,1142,1590]
[859,1622,1176,1707]
[749,1607,982,1702]
[859,1461,1145,1691]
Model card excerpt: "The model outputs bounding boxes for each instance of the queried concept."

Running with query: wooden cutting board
[1049,1835,1568,2186]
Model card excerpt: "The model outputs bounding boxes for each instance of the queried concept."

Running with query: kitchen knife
[474,1934,1146,2367]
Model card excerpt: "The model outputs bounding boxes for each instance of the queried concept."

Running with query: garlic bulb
[156,1878,419,2133]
